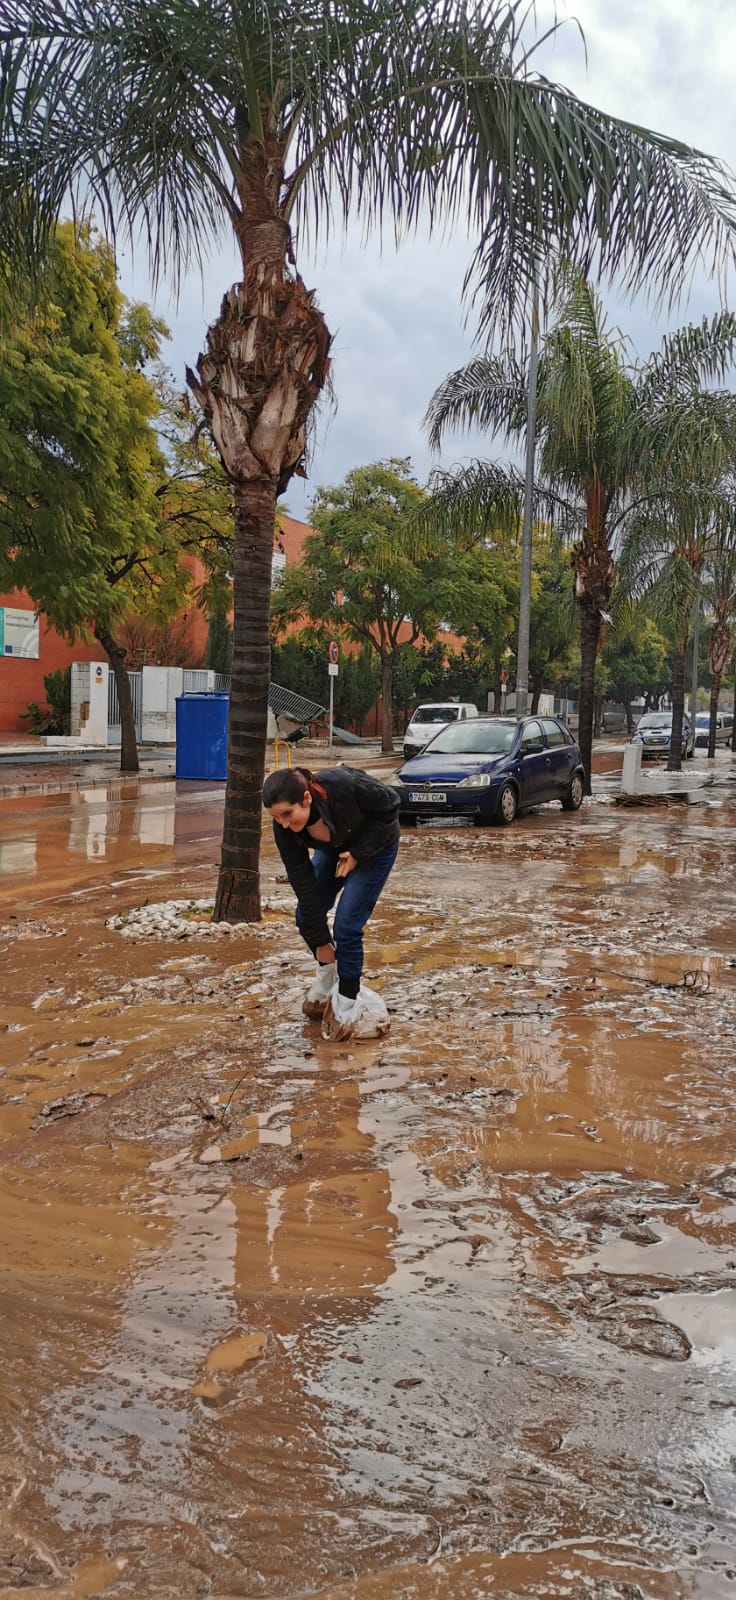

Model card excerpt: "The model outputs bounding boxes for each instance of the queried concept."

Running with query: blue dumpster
[175,692,229,780]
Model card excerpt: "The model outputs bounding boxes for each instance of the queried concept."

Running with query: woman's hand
[316,943,336,964]
[336,851,358,879]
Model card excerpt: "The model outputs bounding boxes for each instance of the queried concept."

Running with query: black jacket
[273,766,400,950]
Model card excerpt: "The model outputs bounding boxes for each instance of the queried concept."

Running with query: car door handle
[544,757,551,766]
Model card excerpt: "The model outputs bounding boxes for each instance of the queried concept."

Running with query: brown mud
[1,779,736,1598]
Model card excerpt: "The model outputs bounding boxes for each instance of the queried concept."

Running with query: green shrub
[21,667,72,736]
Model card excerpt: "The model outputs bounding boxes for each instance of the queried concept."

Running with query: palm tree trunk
[708,604,731,759]
[95,626,139,774]
[381,657,395,754]
[213,477,275,923]
[187,153,332,924]
[577,598,600,796]
[707,674,722,759]
[573,514,614,797]
[667,629,688,772]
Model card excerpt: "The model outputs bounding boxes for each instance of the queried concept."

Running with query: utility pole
[515,290,539,718]
[689,589,700,731]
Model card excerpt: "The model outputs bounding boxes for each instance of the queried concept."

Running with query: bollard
[273,741,292,770]
[621,741,642,795]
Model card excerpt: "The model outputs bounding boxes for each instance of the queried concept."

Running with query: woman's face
[268,791,312,832]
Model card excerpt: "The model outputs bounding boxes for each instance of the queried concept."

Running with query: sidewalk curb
[0,769,176,800]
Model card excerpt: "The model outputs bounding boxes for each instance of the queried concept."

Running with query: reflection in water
[46,1182,238,1527]
[0,838,37,874]
[67,788,175,860]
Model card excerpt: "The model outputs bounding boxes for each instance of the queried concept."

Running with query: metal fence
[107,670,142,743]
[182,669,210,693]
[181,670,231,693]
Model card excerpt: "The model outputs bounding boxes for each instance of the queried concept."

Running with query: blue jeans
[296,838,399,985]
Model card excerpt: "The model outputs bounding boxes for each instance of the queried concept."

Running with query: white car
[694,711,732,748]
[403,701,479,760]
[631,711,694,760]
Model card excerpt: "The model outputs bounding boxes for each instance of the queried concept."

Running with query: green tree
[527,538,576,712]
[206,611,234,677]
[598,610,669,733]
[425,273,736,788]
[273,460,442,752]
[5,0,736,915]
[621,483,736,770]
[20,666,72,737]
[702,507,736,757]
[0,222,177,772]
[334,649,382,732]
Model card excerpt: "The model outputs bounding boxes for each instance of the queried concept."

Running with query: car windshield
[425,721,516,756]
[695,715,710,726]
[411,706,459,724]
[639,714,672,729]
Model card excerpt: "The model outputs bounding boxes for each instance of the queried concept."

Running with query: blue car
[390,715,585,826]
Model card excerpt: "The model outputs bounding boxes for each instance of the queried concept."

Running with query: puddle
[658,1287,736,1371]
[1,784,736,1594]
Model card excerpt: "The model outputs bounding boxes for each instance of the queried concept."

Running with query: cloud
[117,1,736,517]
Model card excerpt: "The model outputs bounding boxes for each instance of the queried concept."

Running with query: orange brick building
[0,587,108,734]
[0,513,462,734]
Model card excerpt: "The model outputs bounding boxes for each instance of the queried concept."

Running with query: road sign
[328,662,339,677]
[328,640,339,665]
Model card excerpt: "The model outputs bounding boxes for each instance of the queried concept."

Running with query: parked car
[694,711,733,748]
[403,701,479,760]
[390,715,585,825]
[631,711,694,760]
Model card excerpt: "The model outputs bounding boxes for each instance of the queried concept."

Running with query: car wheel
[495,782,518,826]
[562,771,584,811]
[398,812,418,827]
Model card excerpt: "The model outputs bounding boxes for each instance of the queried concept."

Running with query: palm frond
[637,312,736,406]
[424,354,527,452]
[2,0,735,314]
[419,459,525,545]
[420,456,579,548]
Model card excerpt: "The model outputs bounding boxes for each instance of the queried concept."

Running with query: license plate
[409,790,447,803]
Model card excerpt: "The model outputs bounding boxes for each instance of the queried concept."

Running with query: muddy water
[1,781,736,1597]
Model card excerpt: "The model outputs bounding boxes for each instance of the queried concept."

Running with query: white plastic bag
[302,962,337,1019]
[322,984,390,1041]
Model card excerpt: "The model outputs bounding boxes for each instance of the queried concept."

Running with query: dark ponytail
[262,766,313,808]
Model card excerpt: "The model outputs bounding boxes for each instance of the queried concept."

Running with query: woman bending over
[263,764,400,1041]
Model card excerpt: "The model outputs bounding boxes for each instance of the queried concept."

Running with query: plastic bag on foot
[322,985,390,1041]
[302,963,337,1019]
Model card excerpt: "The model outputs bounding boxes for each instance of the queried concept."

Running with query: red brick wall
[0,589,107,733]
[0,566,212,733]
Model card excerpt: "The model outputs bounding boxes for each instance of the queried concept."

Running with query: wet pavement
[1,776,736,1598]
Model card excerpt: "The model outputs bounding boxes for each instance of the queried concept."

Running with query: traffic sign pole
[328,643,339,747]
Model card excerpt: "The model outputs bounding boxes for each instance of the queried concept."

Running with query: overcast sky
[118,0,736,521]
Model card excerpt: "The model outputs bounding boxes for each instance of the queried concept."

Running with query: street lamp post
[689,589,700,733]
[515,290,539,718]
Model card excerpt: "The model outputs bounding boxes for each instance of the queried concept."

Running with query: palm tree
[3,2,736,915]
[425,275,736,788]
[621,481,736,769]
[706,519,736,758]
[619,464,736,770]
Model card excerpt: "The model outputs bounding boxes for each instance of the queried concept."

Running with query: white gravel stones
[106,894,294,941]
[107,899,236,940]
